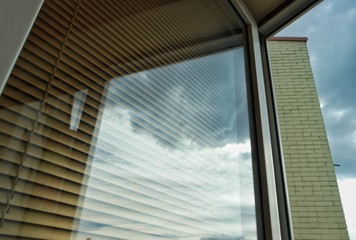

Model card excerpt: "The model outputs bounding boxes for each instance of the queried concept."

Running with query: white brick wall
[268,39,349,240]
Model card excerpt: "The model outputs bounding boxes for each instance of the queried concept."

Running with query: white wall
[0,0,43,95]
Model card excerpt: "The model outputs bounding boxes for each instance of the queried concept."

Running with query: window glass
[0,0,256,239]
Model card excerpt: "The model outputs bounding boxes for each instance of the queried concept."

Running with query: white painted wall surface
[0,0,43,95]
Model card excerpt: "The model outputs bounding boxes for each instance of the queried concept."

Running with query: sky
[277,0,356,238]
[74,49,257,239]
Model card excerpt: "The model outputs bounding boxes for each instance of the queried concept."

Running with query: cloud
[74,48,257,239]
[277,0,356,178]
[338,179,356,239]
[105,48,249,150]
[326,107,351,123]
[76,133,256,238]
[318,2,333,15]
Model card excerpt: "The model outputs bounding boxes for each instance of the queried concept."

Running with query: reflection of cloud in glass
[75,49,257,240]
[105,48,249,149]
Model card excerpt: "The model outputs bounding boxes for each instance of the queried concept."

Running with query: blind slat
[0,0,249,239]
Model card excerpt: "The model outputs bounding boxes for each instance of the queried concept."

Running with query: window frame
[231,1,322,240]
[230,2,283,239]
[0,0,324,239]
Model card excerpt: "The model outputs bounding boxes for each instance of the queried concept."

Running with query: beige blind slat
[0,0,247,238]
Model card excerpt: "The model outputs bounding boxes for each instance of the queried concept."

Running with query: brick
[268,40,349,240]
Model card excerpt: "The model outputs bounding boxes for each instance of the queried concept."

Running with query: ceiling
[242,0,286,22]
[241,0,322,36]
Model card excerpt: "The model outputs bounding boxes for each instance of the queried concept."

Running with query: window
[0,0,258,239]
[76,47,256,239]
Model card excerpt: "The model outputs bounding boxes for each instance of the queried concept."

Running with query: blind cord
[0,0,82,228]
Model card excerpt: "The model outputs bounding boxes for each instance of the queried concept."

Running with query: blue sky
[277,0,356,238]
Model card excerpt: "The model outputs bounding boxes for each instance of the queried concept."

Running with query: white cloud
[74,74,257,239]
[326,107,350,122]
[351,131,356,146]
[332,109,348,119]
[309,54,318,69]
[77,124,256,238]
[319,2,333,15]
[346,7,356,19]
[338,178,356,239]
[319,97,327,109]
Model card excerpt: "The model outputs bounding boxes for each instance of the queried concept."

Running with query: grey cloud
[105,48,250,150]
[75,30,256,240]
[278,0,356,178]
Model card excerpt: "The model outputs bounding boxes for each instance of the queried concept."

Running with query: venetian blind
[0,0,251,239]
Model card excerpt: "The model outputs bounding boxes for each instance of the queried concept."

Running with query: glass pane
[75,48,256,239]
[0,0,257,239]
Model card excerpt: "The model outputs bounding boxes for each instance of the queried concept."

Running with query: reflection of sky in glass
[75,48,256,240]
